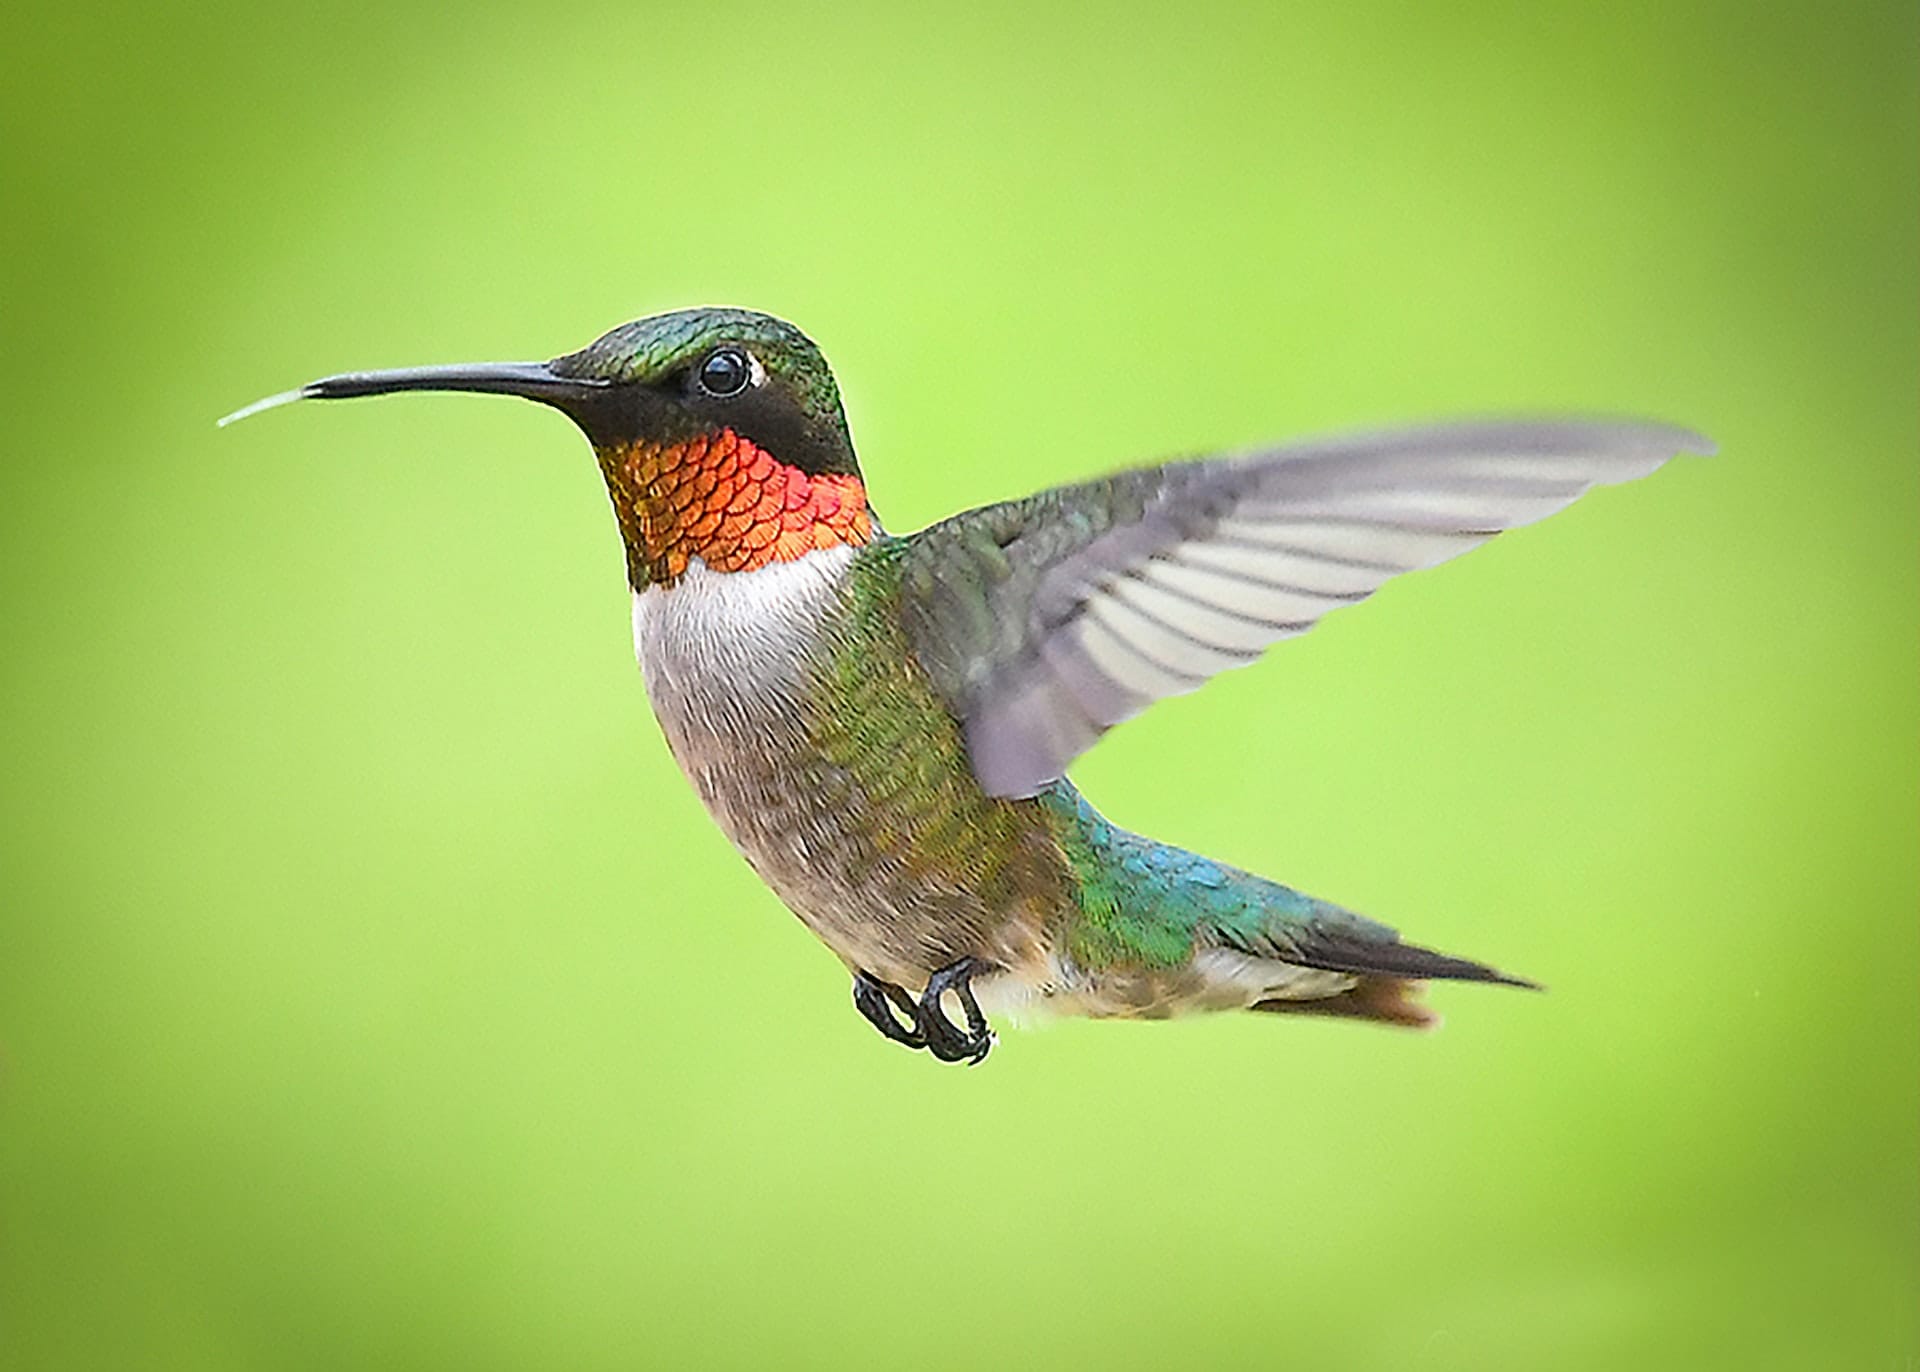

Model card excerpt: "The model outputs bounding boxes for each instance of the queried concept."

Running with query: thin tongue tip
[216,386,313,429]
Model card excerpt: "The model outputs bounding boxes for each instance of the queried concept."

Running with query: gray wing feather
[900,419,1713,798]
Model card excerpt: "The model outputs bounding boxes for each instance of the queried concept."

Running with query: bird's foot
[919,957,994,1065]
[852,971,925,1049]
[849,959,995,1065]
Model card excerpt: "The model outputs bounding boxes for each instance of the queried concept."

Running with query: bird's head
[224,307,870,589]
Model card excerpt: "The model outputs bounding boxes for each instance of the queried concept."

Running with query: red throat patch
[595,428,872,588]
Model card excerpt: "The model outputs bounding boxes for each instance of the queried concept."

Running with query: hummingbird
[224,307,1711,1065]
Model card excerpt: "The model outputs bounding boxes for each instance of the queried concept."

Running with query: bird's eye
[696,348,752,398]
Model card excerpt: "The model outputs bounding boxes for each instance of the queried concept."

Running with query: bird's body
[637,538,1459,1029]
[228,306,1711,1063]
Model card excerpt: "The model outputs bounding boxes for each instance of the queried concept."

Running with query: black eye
[697,348,751,398]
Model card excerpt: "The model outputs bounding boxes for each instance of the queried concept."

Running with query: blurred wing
[898,419,1712,798]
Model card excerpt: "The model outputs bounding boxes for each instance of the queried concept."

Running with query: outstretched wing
[898,419,1712,798]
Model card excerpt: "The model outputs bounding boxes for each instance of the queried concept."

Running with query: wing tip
[1506,416,1718,463]
[1679,428,1718,458]
[1627,420,1714,459]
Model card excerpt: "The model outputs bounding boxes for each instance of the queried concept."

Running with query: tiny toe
[853,972,927,1050]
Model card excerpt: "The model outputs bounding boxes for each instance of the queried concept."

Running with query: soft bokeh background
[2,2,1914,1368]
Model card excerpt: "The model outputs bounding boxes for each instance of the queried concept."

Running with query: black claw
[919,956,994,1065]
[853,971,926,1050]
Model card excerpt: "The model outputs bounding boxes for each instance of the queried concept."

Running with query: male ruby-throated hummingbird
[225,307,1710,1064]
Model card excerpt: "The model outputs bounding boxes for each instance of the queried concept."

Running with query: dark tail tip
[1286,931,1543,992]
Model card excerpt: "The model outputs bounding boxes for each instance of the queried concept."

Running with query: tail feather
[1253,929,1539,1030]
[1281,929,1541,991]
[1252,977,1443,1029]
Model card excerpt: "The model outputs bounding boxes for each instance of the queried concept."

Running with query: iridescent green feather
[552,307,848,431]
[800,540,1073,956]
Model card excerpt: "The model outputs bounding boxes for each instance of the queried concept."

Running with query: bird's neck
[594,427,872,590]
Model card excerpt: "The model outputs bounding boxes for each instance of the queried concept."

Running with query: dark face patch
[552,308,860,478]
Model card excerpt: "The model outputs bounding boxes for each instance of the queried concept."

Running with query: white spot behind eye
[747,352,767,388]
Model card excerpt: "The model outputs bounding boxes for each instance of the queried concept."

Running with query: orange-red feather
[596,428,871,587]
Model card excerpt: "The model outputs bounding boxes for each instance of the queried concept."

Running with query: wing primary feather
[1211,518,1490,571]
[1236,502,1516,535]
[1201,533,1419,573]
[1159,551,1372,605]
[1078,609,1215,692]
[1041,627,1151,725]
[1093,588,1267,669]
[1123,564,1323,633]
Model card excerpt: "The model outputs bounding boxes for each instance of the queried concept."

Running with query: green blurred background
[2,2,1914,1367]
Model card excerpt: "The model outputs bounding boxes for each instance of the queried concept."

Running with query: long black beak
[218,361,610,428]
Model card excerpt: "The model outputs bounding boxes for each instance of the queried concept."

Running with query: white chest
[630,548,854,739]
